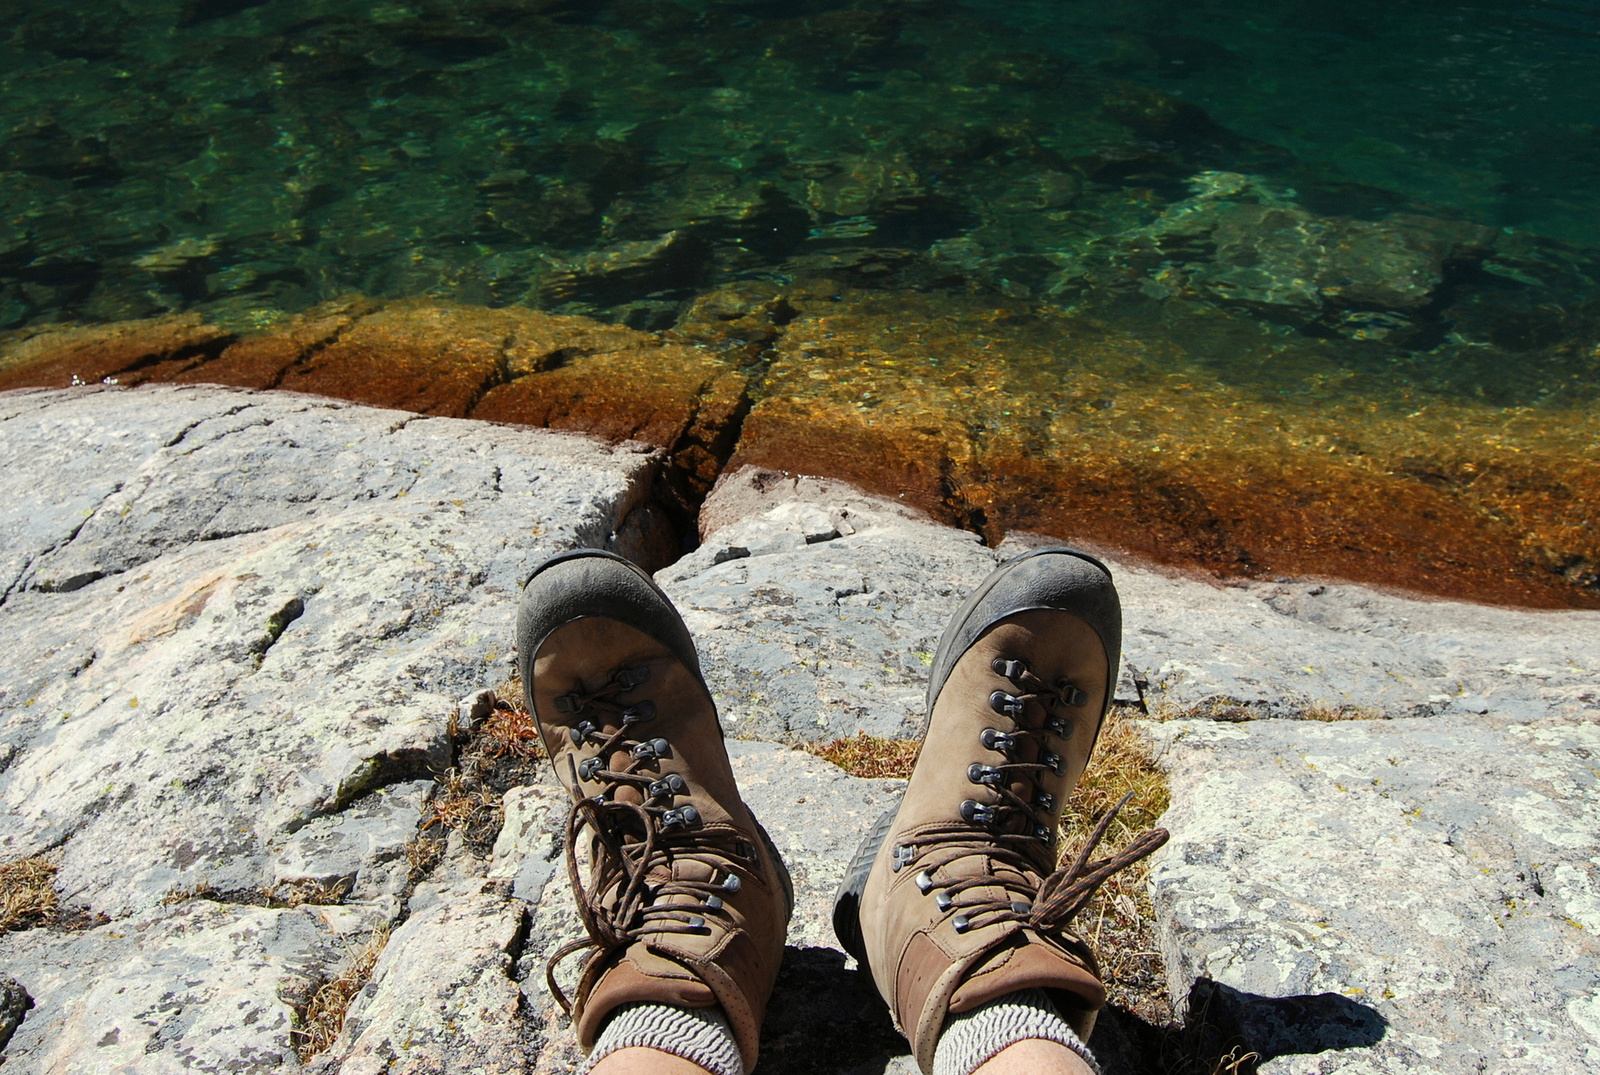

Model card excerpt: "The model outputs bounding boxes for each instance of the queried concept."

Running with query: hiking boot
[832,547,1168,1073]
[517,549,793,1069]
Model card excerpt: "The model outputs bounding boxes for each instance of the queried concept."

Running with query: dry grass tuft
[1059,704,1171,1024]
[160,881,217,906]
[272,878,352,907]
[1210,1046,1261,1074]
[810,731,920,779]
[1299,703,1380,722]
[423,680,548,856]
[479,698,544,760]
[0,856,58,933]
[1148,699,1381,723]
[424,767,504,843]
[292,924,391,1060]
[405,836,446,883]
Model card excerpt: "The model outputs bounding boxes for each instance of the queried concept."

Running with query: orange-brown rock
[730,288,1600,610]
[472,342,726,445]
[0,313,234,391]
[172,299,378,389]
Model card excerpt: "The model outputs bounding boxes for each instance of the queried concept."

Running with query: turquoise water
[3,0,1599,405]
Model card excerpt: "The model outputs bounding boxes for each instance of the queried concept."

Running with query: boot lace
[544,665,753,1015]
[893,657,1169,941]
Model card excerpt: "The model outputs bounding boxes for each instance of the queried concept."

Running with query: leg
[591,1047,716,1075]
[977,1039,1096,1075]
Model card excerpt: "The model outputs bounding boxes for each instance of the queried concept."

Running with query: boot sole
[831,802,899,966]
[828,545,1121,975]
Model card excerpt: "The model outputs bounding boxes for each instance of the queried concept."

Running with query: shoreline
[3,299,1597,612]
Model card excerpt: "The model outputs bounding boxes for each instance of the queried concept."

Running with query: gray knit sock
[932,988,1101,1075]
[584,1002,745,1075]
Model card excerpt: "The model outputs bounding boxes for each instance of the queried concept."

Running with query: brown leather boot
[833,548,1168,1073]
[517,550,793,1070]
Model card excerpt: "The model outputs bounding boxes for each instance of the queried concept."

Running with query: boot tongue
[576,950,718,1048]
[610,747,643,805]
[947,933,1106,1016]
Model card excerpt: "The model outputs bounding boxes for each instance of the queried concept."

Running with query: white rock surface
[1148,716,1600,1073]
[313,884,536,1075]
[0,384,656,916]
[0,900,338,1072]
[667,466,1600,741]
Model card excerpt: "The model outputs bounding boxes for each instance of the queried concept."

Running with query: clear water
[3,0,1599,408]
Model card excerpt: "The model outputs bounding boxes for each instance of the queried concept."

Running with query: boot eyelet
[706,894,724,910]
[915,870,935,894]
[960,800,997,825]
[1045,715,1069,737]
[1010,901,1032,915]
[935,891,954,911]
[1043,751,1067,776]
[988,691,1025,719]
[1034,824,1053,843]
[952,913,972,934]
[686,914,706,929]
[967,762,1003,786]
[736,839,759,863]
[980,728,1017,752]
[662,805,700,830]
[1056,680,1087,707]
[647,774,687,799]
[617,666,651,689]
[570,720,598,744]
[991,658,1028,681]
[1032,791,1056,812]
[578,757,604,781]
[622,701,657,724]
[632,737,671,761]
[892,844,916,872]
[555,693,581,713]
[721,874,741,893]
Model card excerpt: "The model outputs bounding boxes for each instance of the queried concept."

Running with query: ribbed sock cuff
[584,1002,745,1075]
[932,988,1101,1075]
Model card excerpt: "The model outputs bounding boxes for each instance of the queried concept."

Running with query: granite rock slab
[665,466,1600,742]
[4,389,1599,1073]
[1149,716,1600,1073]
[308,884,537,1075]
[660,471,996,742]
[0,384,655,1071]
[0,384,657,917]
[0,900,340,1073]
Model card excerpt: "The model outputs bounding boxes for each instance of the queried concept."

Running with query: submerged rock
[537,230,712,311]
[1048,172,1494,323]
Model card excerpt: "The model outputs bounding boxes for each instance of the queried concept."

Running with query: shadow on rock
[1187,978,1388,1068]
[758,946,911,1075]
